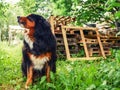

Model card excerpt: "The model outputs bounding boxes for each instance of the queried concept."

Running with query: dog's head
[17,14,48,28]
[17,14,50,35]
[17,14,36,29]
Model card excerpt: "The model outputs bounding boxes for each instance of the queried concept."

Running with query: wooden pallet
[48,15,120,60]
[89,46,111,57]
[49,16,75,34]
[61,26,106,60]
[55,33,78,58]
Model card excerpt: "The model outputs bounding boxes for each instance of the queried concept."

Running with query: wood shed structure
[8,25,24,45]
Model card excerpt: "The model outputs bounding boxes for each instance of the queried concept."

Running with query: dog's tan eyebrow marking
[19,17,35,28]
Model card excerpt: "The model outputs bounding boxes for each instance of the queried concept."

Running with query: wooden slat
[49,15,55,34]
[61,25,106,59]
[68,57,103,61]
[62,26,97,31]
[96,29,106,58]
[80,29,89,58]
[61,26,71,59]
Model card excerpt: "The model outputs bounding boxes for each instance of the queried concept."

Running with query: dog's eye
[21,22,26,25]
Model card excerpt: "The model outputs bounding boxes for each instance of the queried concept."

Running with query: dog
[17,14,57,89]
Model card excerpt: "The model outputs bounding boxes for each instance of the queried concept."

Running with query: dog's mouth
[19,23,25,28]
[24,29,29,34]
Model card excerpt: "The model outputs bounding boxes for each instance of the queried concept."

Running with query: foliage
[0,0,120,89]
[105,0,120,31]
[50,0,106,25]
[0,1,24,41]
[72,0,107,24]
[18,0,38,15]
[1,0,120,40]
[50,0,73,16]
[18,0,51,17]
[0,1,9,41]
[105,0,120,19]
[0,42,120,90]
[0,42,23,89]
[51,0,120,26]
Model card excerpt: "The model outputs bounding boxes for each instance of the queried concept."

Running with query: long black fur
[21,14,57,77]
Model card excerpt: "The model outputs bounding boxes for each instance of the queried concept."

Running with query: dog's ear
[38,16,44,23]
[44,20,50,27]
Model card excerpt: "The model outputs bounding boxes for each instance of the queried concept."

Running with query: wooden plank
[62,26,97,31]
[60,25,108,60]
[96,29,106,58]
[49,16,55,34]
[61,26,71,59]
[78,41,98,44]
[68,57,103,61]
[80,29,89,58]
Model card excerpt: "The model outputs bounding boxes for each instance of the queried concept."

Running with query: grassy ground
[0,42,120,90]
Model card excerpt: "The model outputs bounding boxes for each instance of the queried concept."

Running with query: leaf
[46,83,56,89]
[86,84,96,90]
[115,11,120,18]
[50,72,55,81]
[102,80,107,86]
[111,2,120,7]
[39,76,46,84]
[15,85,21,90]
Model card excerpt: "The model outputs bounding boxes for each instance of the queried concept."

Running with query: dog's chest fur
[30,55,49,70]
[24,34,33,49]
[24,33,49,70]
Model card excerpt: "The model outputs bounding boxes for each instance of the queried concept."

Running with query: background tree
[50,0,73,16]
[51,0,106,25]
[18,0,37,15]
[105,0,120,30]
[18,0,51,18]
[51,0,120,27]
[0,1,24,41]
[1,0,120,41]
[0,1,9,41]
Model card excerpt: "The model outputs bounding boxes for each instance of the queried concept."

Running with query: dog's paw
[25,85,29,89]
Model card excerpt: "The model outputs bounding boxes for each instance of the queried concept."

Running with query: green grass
[0,42,120,90]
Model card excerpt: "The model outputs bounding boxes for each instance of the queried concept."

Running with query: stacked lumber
[55,33,78,58]
[49,15,120,60]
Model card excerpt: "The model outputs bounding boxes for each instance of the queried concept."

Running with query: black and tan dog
[17,14,57,89]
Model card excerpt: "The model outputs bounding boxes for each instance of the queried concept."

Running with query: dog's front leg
[46,63,50,82]
[25,65,33,89]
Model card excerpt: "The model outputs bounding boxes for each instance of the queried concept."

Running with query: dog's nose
[17,16,20,20]
[17,16,21,23]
